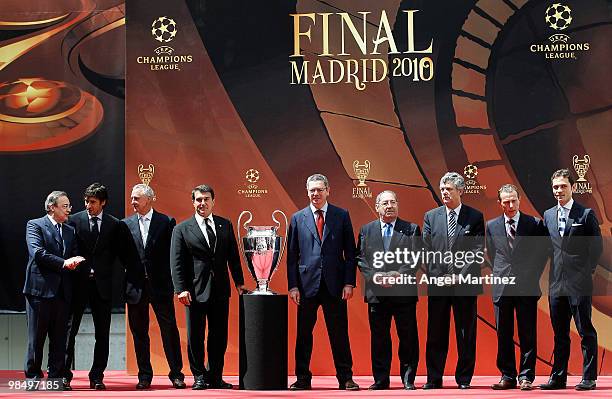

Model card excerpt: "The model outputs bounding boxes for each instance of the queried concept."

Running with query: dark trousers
[65,278,111,381]
[127,283,184,382]
[185,298,229,382]
[425,296,477,385]
[368,301,419,385]
[24,294,70,379]
[549,295,598,381]
[295,283,353,383]
[494,296,538,382]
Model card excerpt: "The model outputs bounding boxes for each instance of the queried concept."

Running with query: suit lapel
[302,208,321,244]
[145,211,162,248]
[388,219,405,250]
[369,221,385,250]
[494,217,511,253]
[455,206,468,237]
[46,216,63,249]
[126,215,145,253]
[322,206,334,243]
[188,216,211,252]
[565,203,578,237]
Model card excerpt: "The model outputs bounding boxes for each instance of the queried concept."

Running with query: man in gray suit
[540,169,602,391]
[357,190,420,390]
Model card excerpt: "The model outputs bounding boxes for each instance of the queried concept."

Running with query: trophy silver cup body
[238,210,288,295]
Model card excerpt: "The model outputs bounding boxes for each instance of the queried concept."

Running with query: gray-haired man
[123,184,185,389]
[422,172,485,390]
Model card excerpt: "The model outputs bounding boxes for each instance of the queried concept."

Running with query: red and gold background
[1,0,610,377]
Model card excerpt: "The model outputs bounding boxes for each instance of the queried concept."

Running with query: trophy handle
[272,209,289,267]
[237,210,253,272]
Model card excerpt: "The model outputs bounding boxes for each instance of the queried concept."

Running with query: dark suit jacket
[422,204,485,296]
[287,203,357,298]
[357,218,421,303]
[543,201,602,297]
[170,214,244,302]
[23,216,77,301]
[123,210,176,304]
[486,212,549,302]
[68,210,130,301]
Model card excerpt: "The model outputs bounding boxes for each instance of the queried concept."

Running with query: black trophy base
[239,294,288,390]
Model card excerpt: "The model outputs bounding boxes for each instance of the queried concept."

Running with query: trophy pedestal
[239,294,288,390]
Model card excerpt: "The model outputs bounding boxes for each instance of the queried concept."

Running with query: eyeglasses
[377,200,398,207]
[59,204,72,210]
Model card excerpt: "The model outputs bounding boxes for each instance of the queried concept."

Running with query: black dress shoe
[340,379,359,391]
[458,383,471,389]
[540,380,566,390]
[575,380,596,391]
[404,382,417,390]
[62,379,72,391]
[90,379,106,390]
[192,379,207,390]
[208,380,233,389]
[422,381,442,389]
[368,381,389,390]
[491,378,515,390]
[171,378,186,389]
[289,380,312,390]
[136,380,151,390]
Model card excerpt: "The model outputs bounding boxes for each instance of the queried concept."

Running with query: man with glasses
[357,190,421,390]
[287,173,359,391]
[23,191,84,390]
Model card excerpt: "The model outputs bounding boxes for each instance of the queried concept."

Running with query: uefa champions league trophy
[237,210,288,295]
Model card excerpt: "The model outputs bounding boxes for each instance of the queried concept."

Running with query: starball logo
[136,16,193,71]
[237,169,268,198]
[530,3,590,60]
[463,164,486,195]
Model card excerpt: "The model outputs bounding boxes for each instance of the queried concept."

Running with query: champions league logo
[352,160,372,199]
[136,16,193,71]
[530,3,590,60]
[238,168,268,198]
[463,164,486,195]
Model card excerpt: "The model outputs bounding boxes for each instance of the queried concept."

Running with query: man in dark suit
[422,172,485,390]
[65,183,131,390]
[124,183,185,389]
[486,184,548,391]
[540,169,602,391]
[170,184,245,390]
[287,173,359,391]
[357,190,420,390]
[24,191,84,390]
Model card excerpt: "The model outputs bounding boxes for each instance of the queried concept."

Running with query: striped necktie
[507,219,516,249]
[558,207,567,236]
[448,209,457,249]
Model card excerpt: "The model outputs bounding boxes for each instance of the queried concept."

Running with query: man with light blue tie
[357,190,421,390]
[541,169,602,391]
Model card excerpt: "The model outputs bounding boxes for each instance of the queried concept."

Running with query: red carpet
[0,371,609,398]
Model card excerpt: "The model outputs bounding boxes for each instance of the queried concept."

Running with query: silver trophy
[237,210,288,295]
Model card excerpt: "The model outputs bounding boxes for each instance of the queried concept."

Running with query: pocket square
[571,223,583,227]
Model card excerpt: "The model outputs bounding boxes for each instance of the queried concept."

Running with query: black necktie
[205,218,216,252]
[56,223,64,255]
[91,216,100,242]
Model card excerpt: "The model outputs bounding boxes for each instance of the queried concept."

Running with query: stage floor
[0,371,609,398]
